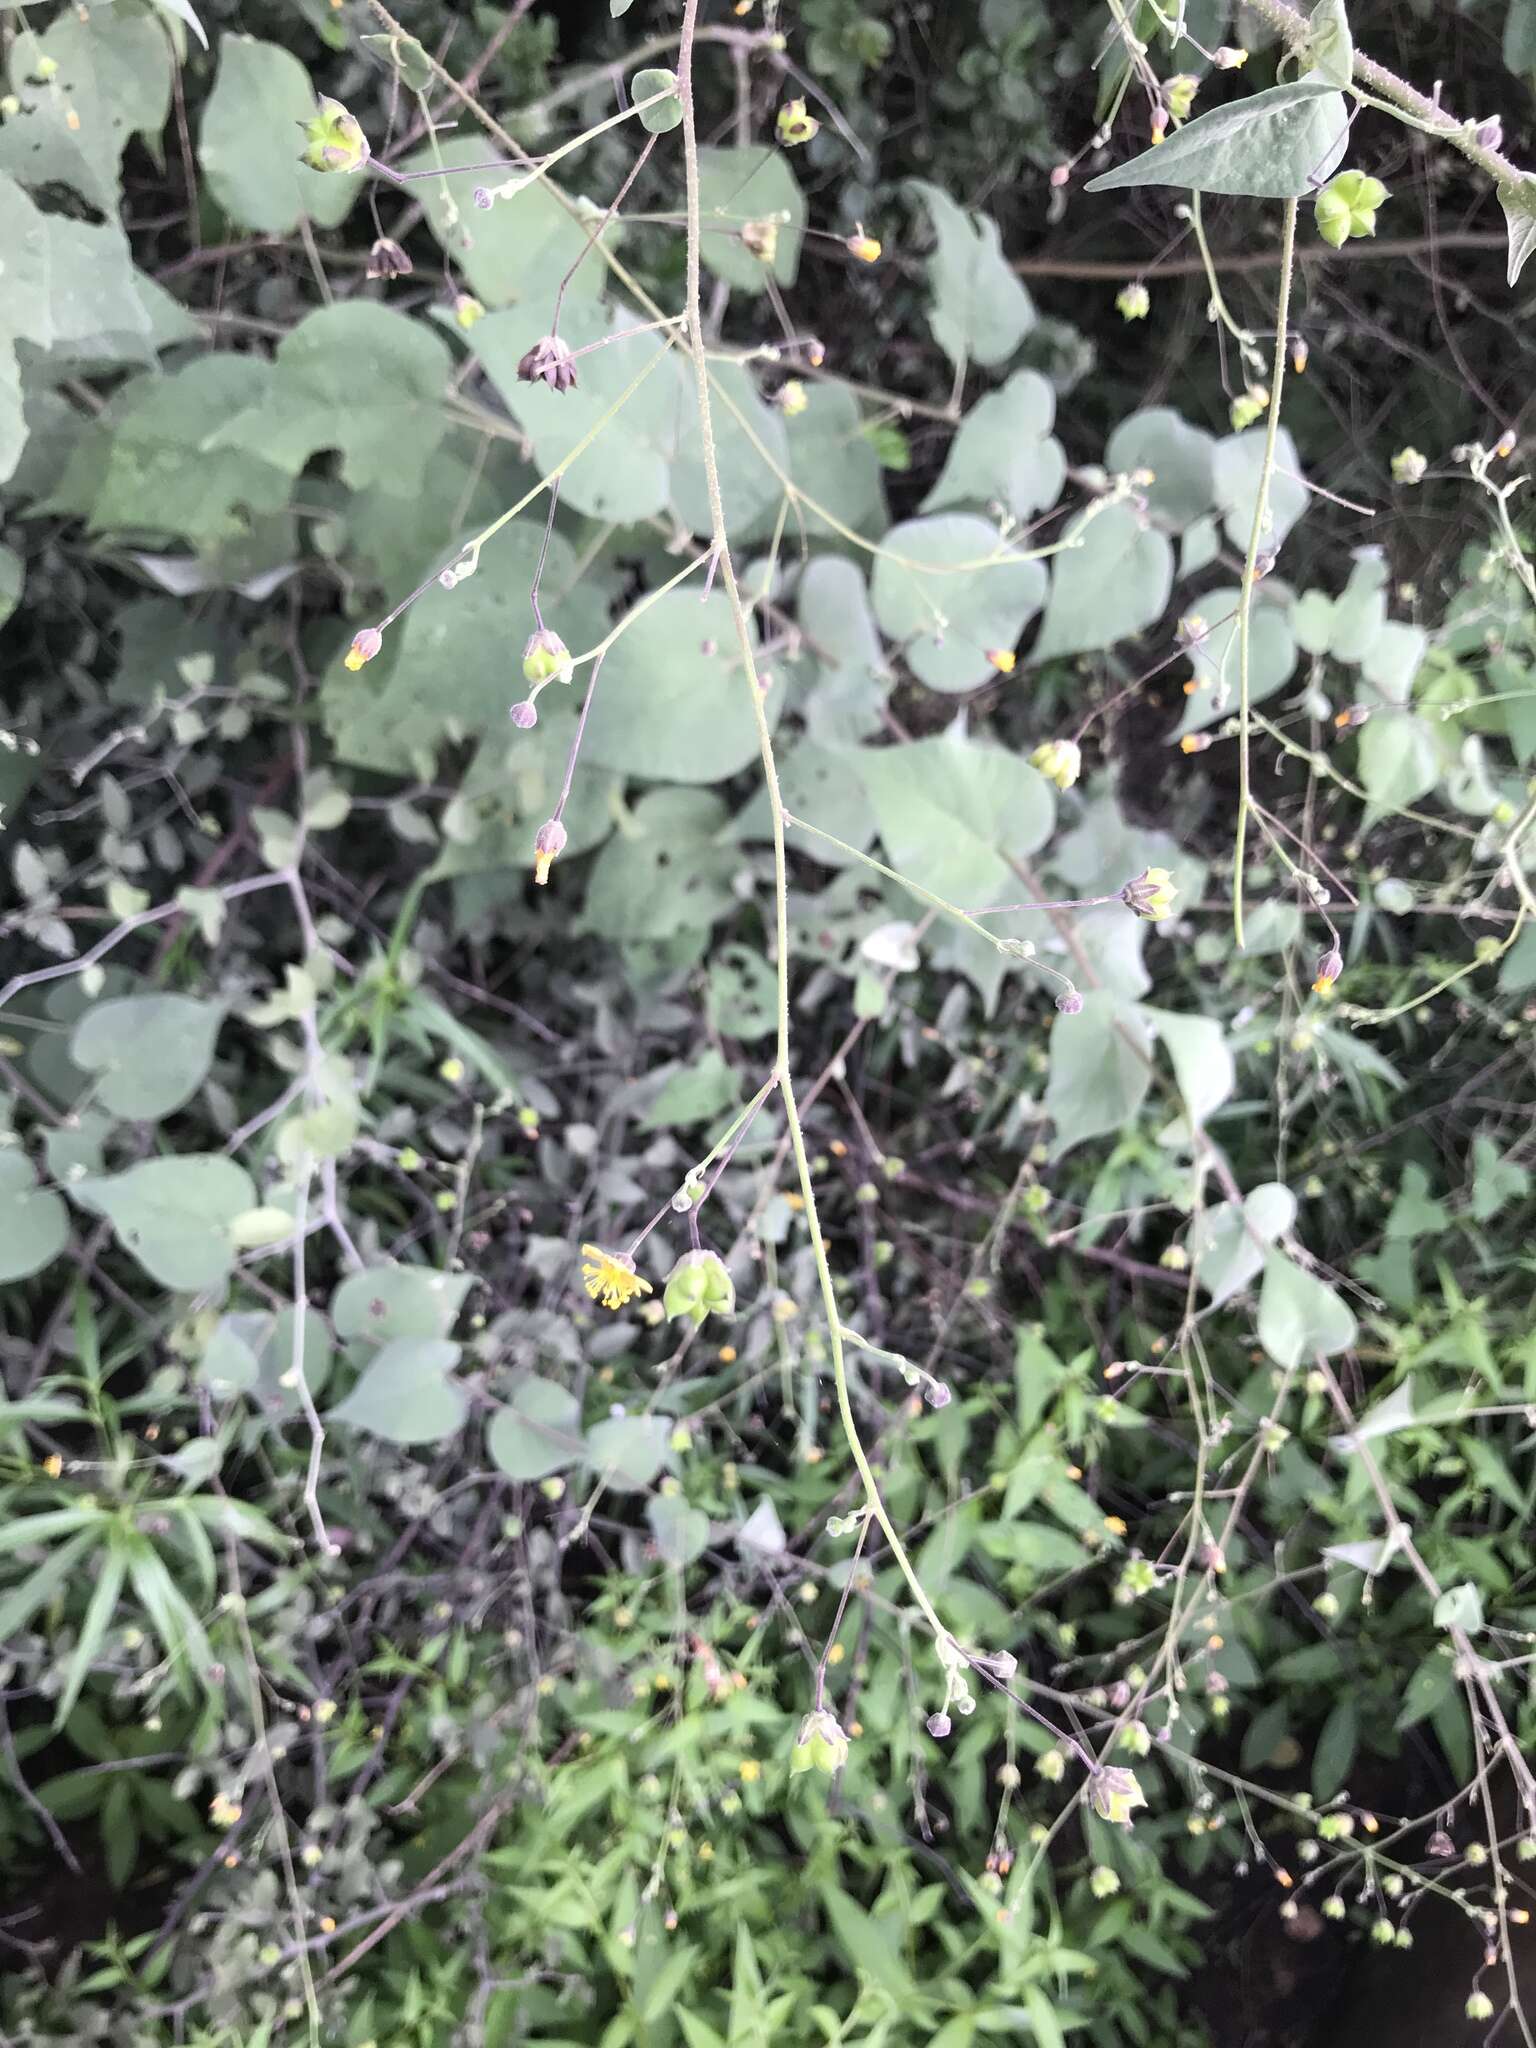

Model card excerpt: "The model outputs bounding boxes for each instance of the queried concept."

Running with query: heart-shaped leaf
[329,1337,467,1445]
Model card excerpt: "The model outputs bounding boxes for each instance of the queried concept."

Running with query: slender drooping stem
[673,0,950,1649]
[1233,196,1298,950]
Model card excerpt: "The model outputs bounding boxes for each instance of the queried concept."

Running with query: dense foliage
[3,2,1536,2045]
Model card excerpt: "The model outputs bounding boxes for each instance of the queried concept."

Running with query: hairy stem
[1233,196,1298,950]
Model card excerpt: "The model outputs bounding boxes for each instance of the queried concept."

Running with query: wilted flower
[1089,1766,1147,1828]
[580,1244,652,1312]
[532,818,567,886]
[366,236,412,280]
[846,226,881,263]
[300,96,370,175]
[1116,282,1151,321]
[343,627,383,672]
[1391,446,1427,485]
[523,629,573,688]
[1120,867,1177,921]
[1164,75,1199,122]
[1213,45,1248,69]
[776,98,818,146]
[453,293,486,331]
[518,334,578,392]
[663,1249,736,1328]
[1312,946,1343,996]
[1314,169,1389,249]
[791,1708,849,1775]
[741,218,780,264]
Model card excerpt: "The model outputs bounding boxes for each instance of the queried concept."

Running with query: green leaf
[639,1050,741,1131]
[198,36,361,235]
[920,371,1065,522]
[783,382,888,543]
[331,1265,472,1343]
[1190,1182,1296,1308]
[1044,993,1153,1160]
[1311,1693,1357,1801]
[1086,82,1349,199]
[1033,501,1173,660]
[1506,0,1536,76]
[581,790,736,941]
[329,1337,468,1444]
[1144,1008,1234,1131]
[75,1156,258,1291]
[0,9,171,212]
[1105,408,1216,532]
[647,1494,710,1565]
[1307,0,1354,87]
[55,1541,128,1727]
[632,66,682,134]
[404,134,609,311]
[1433,1583,1485,1635]
[475,301,688,526]
[672,359,790,538]
[1256,1250,1357,1368]
[125,1536,214,1689]
[1212,427,1310,553]
[149,0,209,50]
[696,146,805,291]
[70,994,223,1121]
[0,543,21,629]
[1502,177,1536,287]
[359,30,434,91]
[1358,712,1439,819]
[580,589,786,783]
[1174,587,1297,738]
[488,1377,584,1481]
[585,1414,670,1490]
[870,514,1045,693]
[208,304,453,500]
[907,180,1035,368]
[0,1149,69,1284]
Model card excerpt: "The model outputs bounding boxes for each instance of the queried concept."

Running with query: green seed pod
[1314,169,1388,248]
[663,1249,735,1328]
[300,96,371,176]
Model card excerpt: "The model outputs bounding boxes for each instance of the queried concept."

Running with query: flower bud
[1090,1865,1120,1898]
[300,97,370,175]
[517,334,578,393]
[453,294,486,331]
[662,1249,736,1328]
[1467,1991,1495,2020]
[1090,1766,1148,1827]
[366,236,412,280]
[1213,46,1248,69]
[846,227,881,263]
[1291,336,1309,374]
[1116,282,1150,321]
[926,1711,952,1739]
[986,647,1017,675]
[1055,989,1085,1016]
[741,218,780,264]
[532,818,567,886]
[1312,946,1343,996]
[1120,866,1177,921]
[1476,116,1504,152]
[1180,733,1211,755]
[776,98,818,146]
[343,627,383,671]
[509,700,538,730]
[790,1708,849,1775]
[1314,169,1389,249]
[523,629,573,688]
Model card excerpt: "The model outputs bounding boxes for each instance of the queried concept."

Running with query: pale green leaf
[672,360,790,538]
[1308,0,1354,87]
[488,1377,583,1481]
[1105,407,1217,532]
[199,37,361,235]
[1190,1182,1296,1307]
[1358,712,1440,818]
[1256,1249,1357,1368]
[0,1149,69,1284]
[1034,501,1173,660]
[329,1337,467,1444]
[581,790,736,940]
[1045,993,1153,1160]
[696,146,805,291]
[1145,1008,1234,1131]
[1174,587,1297,737]
[404,135,609,310]
[921,371,1065,522]
[0,10,171,212]
[1500,178,1536,287]
[585,1413,670,1490]
[870,514,1045,693]
[331,1265,471,1343]
[1212,427,1310,553]
[908,180,1035,368]
[784,382,888,543]
[647,1494,710,1566]
[75,1155,257,1291]
[1086,82,1349,199]
[1433,1582,1484,1635]
[70,994,223,1121]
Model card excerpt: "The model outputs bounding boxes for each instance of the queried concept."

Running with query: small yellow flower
[778,379,808,417]
[738,1759,761,1783]
[343,627,383,671]
[1030,738,1081,790]
[580,1244,652,1311]
[210,1793,243,1829]
[846,227,881,264]
[986,647,1017,675]
[776,99,818,146]
[1121,866,1177,921]
[41,1453,62,1479]
[454,293,486,331]
[1180,733,1210,755]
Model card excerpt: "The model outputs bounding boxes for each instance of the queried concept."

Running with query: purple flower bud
[366,236,413,280]
[517,334,578,394]
[473,186,493,210]
[925,1381,952,1409]
[1055,989,1085,1015]
[533,817,568,886]
[926,1712,952,1740]
[509,700,538,730]
[1476,116,1504,152]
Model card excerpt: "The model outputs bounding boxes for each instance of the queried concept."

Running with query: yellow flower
[846,227,881,264]
[776,99,818,146]
[209,1793,243,1828]
[580,1244,652,1312]
[778,379,808,418]
[986,647,1017,675]
[1089,1765,1147,1828]
[343,627,382,671]
[1121,866,1177,921]
[738,1759,761,1783]
[1030,738,1081,790]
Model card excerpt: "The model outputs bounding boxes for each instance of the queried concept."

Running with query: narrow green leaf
[55,1540,129,1727]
